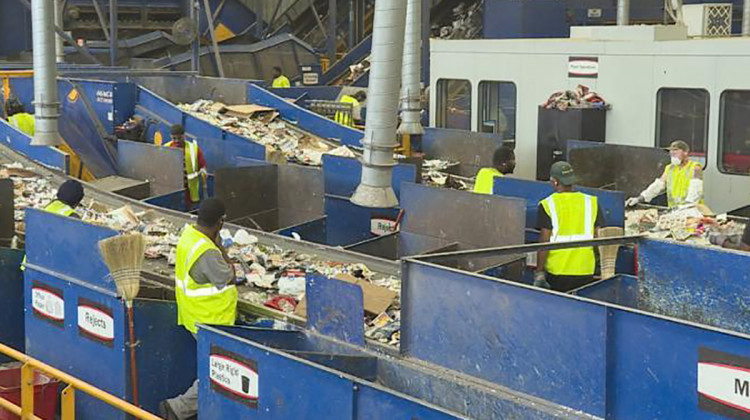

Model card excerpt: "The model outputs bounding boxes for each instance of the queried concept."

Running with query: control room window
[656,88,709,167]
[478,81,516,140]
[436,79,472,131]
[720,90,750,175]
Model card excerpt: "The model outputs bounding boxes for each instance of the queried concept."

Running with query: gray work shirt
[189,249,234,289]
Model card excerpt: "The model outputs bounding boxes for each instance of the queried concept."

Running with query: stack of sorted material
[626,206,746,246]
[542,85,610,111]
[434,0,484,40]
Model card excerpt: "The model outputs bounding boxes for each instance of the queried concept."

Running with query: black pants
[547,274,594,292]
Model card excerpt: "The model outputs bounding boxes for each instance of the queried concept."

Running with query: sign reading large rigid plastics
[698,347,750,418]
[568,57,599,78]
[77,298,115,346]
[209,346,259,408]
[31,281,65,328]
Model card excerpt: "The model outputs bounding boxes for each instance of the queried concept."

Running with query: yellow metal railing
[1,71,33,106]
[0,342,161,420]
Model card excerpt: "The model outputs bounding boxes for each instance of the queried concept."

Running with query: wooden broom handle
[127,305,140,407]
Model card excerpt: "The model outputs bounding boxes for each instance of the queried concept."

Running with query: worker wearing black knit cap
[21,179,85,270]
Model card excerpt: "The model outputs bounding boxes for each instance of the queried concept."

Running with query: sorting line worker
[21,180,84,271]
[5,97,35,137]
[335,91,366,127]
[535,161,605,292]
[473,145,516,194]
[164,124,208,210]
[626,140,704,209]
[271,66,291,88]
[160,198,237,420]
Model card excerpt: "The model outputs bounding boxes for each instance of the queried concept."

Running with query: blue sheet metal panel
[607,307,750,419]
[638,239,750,335]
[574,275,639,307]
[25,209,118,293]
[7,78,34,111]
[320,35,372,85]
[112,82,136,127]
[306,274,365,346]
[0,4,31,56]
[58,80,118,177]
[493,177,625,228]
[0,249,24,361]
[134,299,198,414]
[324,197,401,247]
[24,270,127,420]
[74,79,120,133]
[401,261,607,417]
[136,87,183,124]
[144,190,189,212]
[0,120,69,173]
[322,154,417,198]
[269,87,343,102]
[354,385,463,420]
[248,84,364,147]
[221,132,266,166]
[198,327,355,420]
[276,217,328,244]
[483,0,569,39]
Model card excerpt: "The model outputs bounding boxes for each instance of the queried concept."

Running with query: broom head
[99,233,146,305]
[598,227,624,280]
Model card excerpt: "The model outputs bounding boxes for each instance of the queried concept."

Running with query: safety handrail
[0,342,160,420]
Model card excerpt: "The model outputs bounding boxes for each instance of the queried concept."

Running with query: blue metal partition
[23,209,196,419]
[0,119,69,173]
[0,248,24,362]
[247,84,363,147]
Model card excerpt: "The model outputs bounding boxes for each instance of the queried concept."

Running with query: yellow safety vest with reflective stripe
[335,95,358,127]
[473,168,503,195]
[21,200,77,271]
[9,113,35,136]
[272,75,291,88]
[662,160,703,208]
[165,140,204,202]
[175,225,237,334]
[540,192,598,276]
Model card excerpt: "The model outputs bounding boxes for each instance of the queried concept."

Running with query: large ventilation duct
[350,0,407,208]
[31,0,61,146]
[397,0,424,136]
[617,0,630,26]
[744,0,750,35]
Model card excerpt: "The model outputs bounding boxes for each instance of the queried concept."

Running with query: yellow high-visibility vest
[174,225,237,334]
[335,95,359,127]
[272,75,291,88]
[166,140,204,202]
[473,168,503,194]
[9,113,35,136]
[662,160,703,208]
[21,200,77,271]
[540,192,598,276]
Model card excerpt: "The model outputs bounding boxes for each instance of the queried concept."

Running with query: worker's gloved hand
[626,195,645,207]
[533,271,550,289]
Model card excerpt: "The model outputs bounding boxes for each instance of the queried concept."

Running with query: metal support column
[54,0,65,62]
[203,0,225,77]
[190,0,199,72]
[327,0,337,63]
[421,0,430,86]
[109,0,117,66]
[255,0,264,38]
[349,0,355,48]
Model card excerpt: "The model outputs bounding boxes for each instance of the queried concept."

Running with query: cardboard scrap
[224,104,275,118]
[294,273,398,318]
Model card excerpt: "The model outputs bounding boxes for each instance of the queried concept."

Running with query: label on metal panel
[698,347,750,418]
[587,8,602,18]
[209,346,259,408]
[96,89,113,104]
[568,57,599,78]
[77,298,115,346]
[302,73,319,85]
[371,218,397,236]
[31,282,64,328]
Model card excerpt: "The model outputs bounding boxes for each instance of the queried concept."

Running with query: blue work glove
[533,271,551,289]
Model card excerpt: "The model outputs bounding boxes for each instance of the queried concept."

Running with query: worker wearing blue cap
[535,161,604,292]
[21,179,84,271]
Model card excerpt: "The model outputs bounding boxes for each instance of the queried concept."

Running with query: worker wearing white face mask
[626,140,704,209]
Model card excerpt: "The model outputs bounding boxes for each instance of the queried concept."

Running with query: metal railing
[0,342,161,420]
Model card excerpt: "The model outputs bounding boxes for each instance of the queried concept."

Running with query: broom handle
[127,305,140,407]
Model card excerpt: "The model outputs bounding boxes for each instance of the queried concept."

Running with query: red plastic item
[0,368,60,420]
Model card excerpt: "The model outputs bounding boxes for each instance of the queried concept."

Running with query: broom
[598,227,624,280]
[99,233,146,407]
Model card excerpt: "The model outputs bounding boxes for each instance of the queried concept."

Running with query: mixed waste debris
[4,162,403,345]
[542,85,610,111]
[625,206,746,246]
[433,0,484,40]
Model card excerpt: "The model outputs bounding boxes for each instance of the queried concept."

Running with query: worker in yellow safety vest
[335,91,366,127]
[535,161,605,292]
[626,140,704,209]
[160,198,237,420]
[21,180,84,271]
[473,146,515,194]
[164,124,208,210]
[5,98,35,137]
[271,66,291,88]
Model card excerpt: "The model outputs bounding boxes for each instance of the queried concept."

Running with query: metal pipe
[53,0,65,62]
[31,0,61,146]
[92,0,110,41]
[109,0,117,66]
[350,0,407,208]
[617,0,630,26]
[190,0,199,72]
[398,0,424,136]
[327,0,337,62]
[744,0,750,36]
